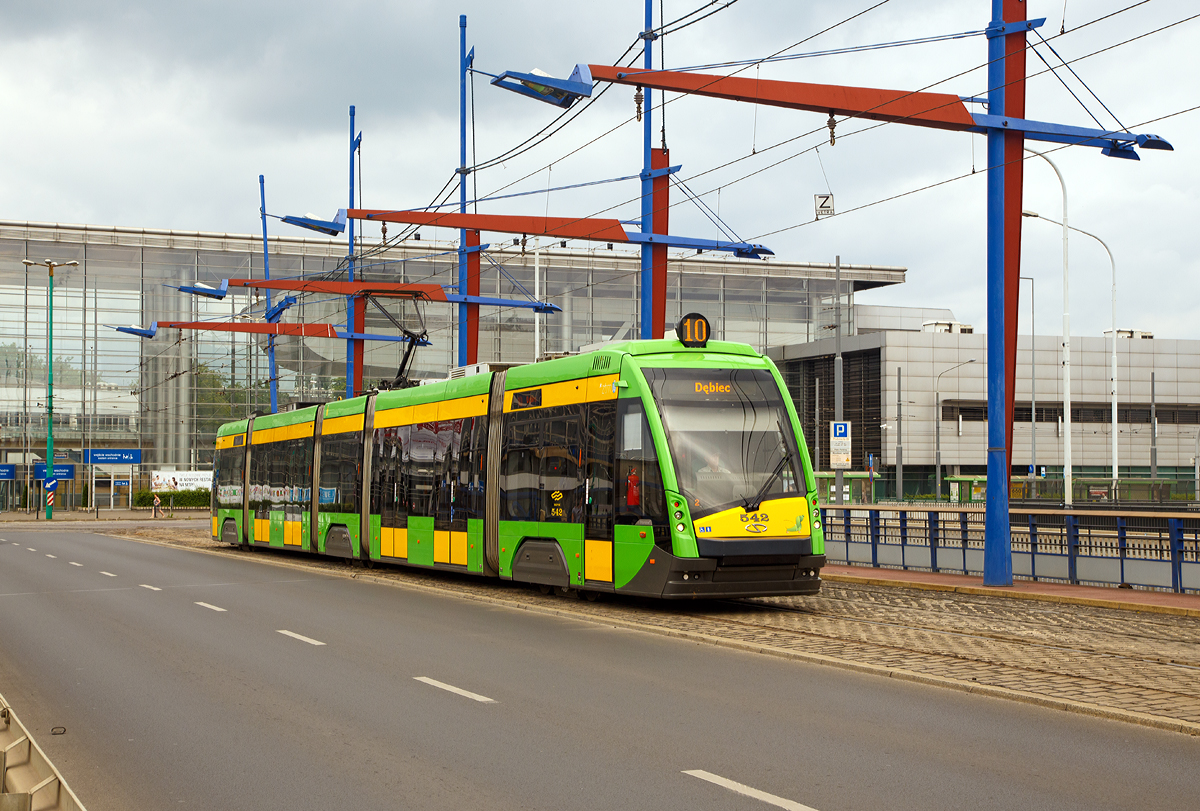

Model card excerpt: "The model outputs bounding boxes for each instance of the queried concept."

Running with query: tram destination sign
[830,421,852,470]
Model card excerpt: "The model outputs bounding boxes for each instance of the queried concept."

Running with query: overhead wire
[409,3,1192,344]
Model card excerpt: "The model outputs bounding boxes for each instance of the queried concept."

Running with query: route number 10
[677,312,711,348]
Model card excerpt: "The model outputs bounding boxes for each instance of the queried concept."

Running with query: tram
[211,315,826,598]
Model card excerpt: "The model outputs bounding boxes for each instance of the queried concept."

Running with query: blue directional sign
[34,464,75,481]
[84,449,142,464]
[0,464,14,481]
[114,479,131,487]
[44,479,58,492]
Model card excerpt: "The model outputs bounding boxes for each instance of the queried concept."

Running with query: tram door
[538,404,585,545]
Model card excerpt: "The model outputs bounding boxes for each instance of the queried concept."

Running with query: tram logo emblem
[744,523,768,533]
[551,491,563,502]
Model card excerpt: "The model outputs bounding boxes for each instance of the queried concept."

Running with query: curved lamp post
[935,358,976,500]
[1023,147,1073,506]
[1024,209,1118,491]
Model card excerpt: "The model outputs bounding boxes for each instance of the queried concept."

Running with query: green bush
[134,488,211,509]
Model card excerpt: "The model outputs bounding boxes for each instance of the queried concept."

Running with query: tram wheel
[539,584,553,595]
[582,590,599,602]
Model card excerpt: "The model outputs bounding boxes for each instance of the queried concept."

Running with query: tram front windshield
[643,368,802,518]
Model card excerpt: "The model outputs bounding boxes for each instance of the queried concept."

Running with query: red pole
[352,296,365,395]
[466,228,481,364]
[1003,0,1028,484]
[651,147,670,339]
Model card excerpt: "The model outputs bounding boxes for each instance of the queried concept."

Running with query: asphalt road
[0,528,1196,811]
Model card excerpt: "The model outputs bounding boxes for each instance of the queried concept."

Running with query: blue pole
[983,0,1012,586]
[458,14,469,367]
[259,175,279,414]
[347,105,357,399]
[638,0,654,340]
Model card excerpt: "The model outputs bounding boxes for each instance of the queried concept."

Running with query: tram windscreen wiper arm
[744,420,794,513]
[744,454,789,514]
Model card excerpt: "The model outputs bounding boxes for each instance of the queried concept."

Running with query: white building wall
[876,332,1200,470]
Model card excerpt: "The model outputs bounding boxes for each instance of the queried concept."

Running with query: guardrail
[0,692,87,811]
[820,504,1200,594]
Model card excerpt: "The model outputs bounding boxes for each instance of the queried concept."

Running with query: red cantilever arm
[348,209,631,243]
[587,65,975,132]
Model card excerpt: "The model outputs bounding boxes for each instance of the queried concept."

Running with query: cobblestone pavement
[109,526,1200,732]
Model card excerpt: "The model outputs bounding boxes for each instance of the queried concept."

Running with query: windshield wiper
[743,419,795,513]
[743,454,789,513]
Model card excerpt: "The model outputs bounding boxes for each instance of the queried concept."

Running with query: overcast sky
[2,0,1196,339]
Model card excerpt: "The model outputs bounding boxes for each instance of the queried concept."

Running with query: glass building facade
[0,219,902,505]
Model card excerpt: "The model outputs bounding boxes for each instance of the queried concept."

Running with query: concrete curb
[107,532,1200,739]
[822,572,1200,618]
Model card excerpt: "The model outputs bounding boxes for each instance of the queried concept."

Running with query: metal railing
[820,504,1200,593]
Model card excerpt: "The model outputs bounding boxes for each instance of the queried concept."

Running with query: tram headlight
[676,523,686,533]
[674,510,684,520]
[813,520,821,530]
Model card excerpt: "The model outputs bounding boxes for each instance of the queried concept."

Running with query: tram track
[724,592,1200,670]
[697,598,1200,699]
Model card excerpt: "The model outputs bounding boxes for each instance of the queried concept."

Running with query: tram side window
[584,403,616,538]
[541,405,585,524]
[406,423,438,519]
[292,437,314,510]
[434,419,464,532]
[500,412,540,522]
[615,399,667,541]
[248,442,271,521]
[214,447,244,510]
[372,426,407,528]
[320,432,362,514]
[452,416,487,529]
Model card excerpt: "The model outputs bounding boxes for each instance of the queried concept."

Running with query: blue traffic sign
[34,464,75,481]
[832,421,850,439]
[44,479,58,492]
[84,449,142,464]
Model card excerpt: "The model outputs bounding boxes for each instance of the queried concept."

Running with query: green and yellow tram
[211,326,826,598]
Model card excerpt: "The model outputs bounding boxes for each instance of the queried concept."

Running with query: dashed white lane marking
[69,562,82,567]
[195,601,226,612]
[277,630,325,646]
[27,548,36,552]
[140,585,162,591]
[413,677,496,704]
[683,771,819,811]
[100,572,117,577]
[46,554,56,559]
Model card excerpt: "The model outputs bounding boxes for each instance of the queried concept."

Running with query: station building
[0,219,902,506]
[770,311,1200,500]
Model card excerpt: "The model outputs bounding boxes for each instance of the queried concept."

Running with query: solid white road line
[100,572,117,577]
[413,677,496,704]
[69,562,82,567]
[195,602,226,612]
[277,630,325,646]
[683,771,820,811]
[140,585,162,591]
[46,554,56,559]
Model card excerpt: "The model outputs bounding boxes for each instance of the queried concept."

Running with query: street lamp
[22,258,78,519]
[1023,209,1118,492]
[1023,147,1073,506]
[935,358,976,501]
[1020,275,1037,491]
